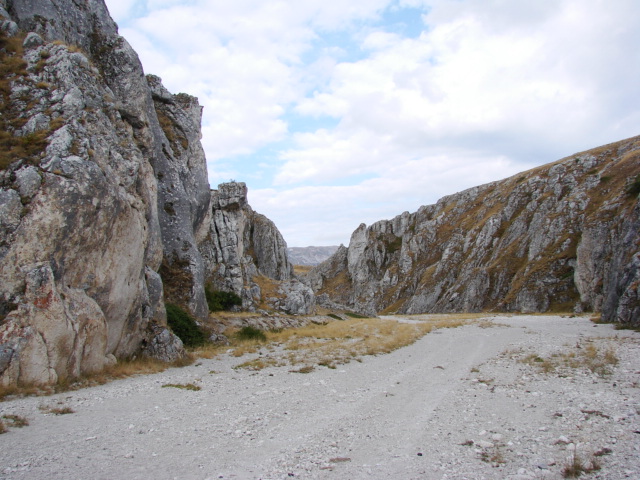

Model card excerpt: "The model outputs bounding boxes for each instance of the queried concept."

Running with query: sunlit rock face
[0,1,311,387]
[309,136,640,326]
[200,182,315,315]
[0,0,215,385]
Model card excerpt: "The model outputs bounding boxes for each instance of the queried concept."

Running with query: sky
[104,0,640,247]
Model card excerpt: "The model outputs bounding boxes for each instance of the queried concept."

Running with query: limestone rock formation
[0,1,309,386]
[0,0,197,387]
[200,182,315,315]
[309,136,640,325]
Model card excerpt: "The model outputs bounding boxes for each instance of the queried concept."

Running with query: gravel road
[0,315,638,480]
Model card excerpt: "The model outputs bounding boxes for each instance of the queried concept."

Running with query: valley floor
[0,315,639,480]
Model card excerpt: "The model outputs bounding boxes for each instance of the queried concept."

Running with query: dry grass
[190,342,228,359]
[293,265,313,275]
[480,445,506,466]
[252,275,285,310]
[161,383,201,391]
[234,357,281,371]
[231,315,469,371]
[2,414,29,428]
[562,452,601,478]
[90,354,194,382]
[520,340,619,376]
[39,405,74,415]
[0,354,195,402]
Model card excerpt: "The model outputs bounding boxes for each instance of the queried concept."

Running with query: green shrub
[235,326,267,342]
[165,303,205,348]
[205,285,242,312]
[627,175,640,196]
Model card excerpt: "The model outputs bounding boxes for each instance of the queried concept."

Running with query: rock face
[0,0,303,386]
[287,246,340,266]
[0,0,175,385]
[308,136,640,325]
[200,182,315,314]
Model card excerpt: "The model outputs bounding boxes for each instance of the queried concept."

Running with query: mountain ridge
[287,245,340,266]
[306,135,640,325]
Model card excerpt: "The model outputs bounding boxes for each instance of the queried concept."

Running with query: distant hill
[287,246,340,266]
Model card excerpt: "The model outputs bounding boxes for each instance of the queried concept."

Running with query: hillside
[306,136,640,325]
[287,246,340,266]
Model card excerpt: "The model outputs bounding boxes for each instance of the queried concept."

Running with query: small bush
[627,175,640,196]
[235,325,267,342]
[205,285,242,312]
[327,313,342,320]
[165,303,205,348]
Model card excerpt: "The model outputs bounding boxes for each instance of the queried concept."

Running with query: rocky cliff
[200,182,315,315]
[308,136,640,325]
[0,0,309,387]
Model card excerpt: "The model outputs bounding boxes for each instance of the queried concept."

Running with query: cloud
[253,149,522,246]
[106,0,640,246]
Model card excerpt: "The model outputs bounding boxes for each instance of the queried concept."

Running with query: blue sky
[105,0,640,247]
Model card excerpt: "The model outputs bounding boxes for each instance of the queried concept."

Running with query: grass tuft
[520,340,618,376]
[39,405,74,415]
[162,383,201,391]
[2,414,29,427]
[562,452,601,478]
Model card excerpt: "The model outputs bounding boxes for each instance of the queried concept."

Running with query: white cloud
[104,0,138,21]
[275,0,639,175]
[105,0,640,246]
[254,149,524,246]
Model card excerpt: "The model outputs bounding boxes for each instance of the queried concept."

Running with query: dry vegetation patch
[229,314,476,371]
[518,339,619,377]
[0,355,195,401]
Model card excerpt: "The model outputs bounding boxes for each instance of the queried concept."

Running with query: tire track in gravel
[1,315,637,480]
[257,319,530,478]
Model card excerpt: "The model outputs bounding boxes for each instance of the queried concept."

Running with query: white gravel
[0,315,639,480]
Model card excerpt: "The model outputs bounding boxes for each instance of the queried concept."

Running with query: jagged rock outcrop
[309,136,640,325]
[0,0,216,386]
[0,0,310,387]
[200,182,315,315]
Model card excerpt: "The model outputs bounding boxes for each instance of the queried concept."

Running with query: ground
[0,315,638,480]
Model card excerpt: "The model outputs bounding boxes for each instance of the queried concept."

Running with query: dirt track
[0,315,639,479]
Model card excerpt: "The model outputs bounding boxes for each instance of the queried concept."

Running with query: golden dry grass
[231,314,474,371]
[519,340,619,376]
[0,354,195,401]
[293,265,313,275]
